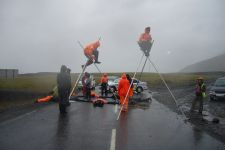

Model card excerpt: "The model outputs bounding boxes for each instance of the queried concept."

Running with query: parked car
[209,77,225,100]
[108,77,148,93]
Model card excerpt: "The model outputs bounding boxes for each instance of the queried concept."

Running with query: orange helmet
[122,73,127,79]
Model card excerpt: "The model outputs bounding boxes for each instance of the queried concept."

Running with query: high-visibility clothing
[91,91,100,98]
[84,41,100,56]
[196,83,206,97]
[37,95,53,103]
[118,73,132,97]
[101,74,108,83]
[139,32,152,42]
[118,73,132,110]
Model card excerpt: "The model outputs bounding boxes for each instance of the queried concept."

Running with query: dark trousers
[85,50,99,66]
[190,96,203,113]
[101,83,108,97]
[138,41,152,56]
[86,88,91,100]
[58,90,69,113]
[93,50,99,61]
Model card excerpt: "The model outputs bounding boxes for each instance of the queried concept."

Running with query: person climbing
[57,65,71,114]
[101,73,109,97]
[82,40,101,68]
[85,73,92,101]
[138,26,153,57]
[118,73,132,112]
[190,77,206,115]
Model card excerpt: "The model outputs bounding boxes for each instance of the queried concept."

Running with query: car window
[214,79,225,87]
[132,79,138,83]
[114,79,120,83]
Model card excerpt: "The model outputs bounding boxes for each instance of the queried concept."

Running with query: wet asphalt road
[0,98,225,150]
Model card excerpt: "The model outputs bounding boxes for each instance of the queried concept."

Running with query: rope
[147,58,187,119]
[138,56,148,81]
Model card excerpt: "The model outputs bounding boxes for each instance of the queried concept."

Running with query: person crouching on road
[118,73,132,112]
[101,73,109,97]
[190,77,206,115]
[57,65,71,114]
[82,40,101,69]
[37,86,59,103]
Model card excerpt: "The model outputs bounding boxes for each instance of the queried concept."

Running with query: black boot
[94,61,101,64]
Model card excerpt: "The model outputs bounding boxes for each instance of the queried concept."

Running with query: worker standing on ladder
[138,26,153,57]
[82,40,101,69]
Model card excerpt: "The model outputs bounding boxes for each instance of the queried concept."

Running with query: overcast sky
[0,0,225,73]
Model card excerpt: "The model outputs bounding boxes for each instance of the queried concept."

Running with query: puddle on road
[117,99,225,150]
[129,91,152,110]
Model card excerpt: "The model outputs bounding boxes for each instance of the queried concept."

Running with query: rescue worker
[190,77,206,115]
[57,65,71,114]
[138,26,153,57]
[101,73,109,97]
[118,73,132,112]
[85,73,92,101]
[82,40,101,68]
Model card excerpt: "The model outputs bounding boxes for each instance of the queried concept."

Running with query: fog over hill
[180,53,225,72]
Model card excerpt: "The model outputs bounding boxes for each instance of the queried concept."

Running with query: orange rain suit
[84,41,100,59]
[139,32,152,42]
[101,74,108,84]
[37,95,53,103]
[118,73,132,111]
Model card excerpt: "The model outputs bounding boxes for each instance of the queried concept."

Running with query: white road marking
[110,129,116,150]
[0,110,37,126]
[114,105,118,114]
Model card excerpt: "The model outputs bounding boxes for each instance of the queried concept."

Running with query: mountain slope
[181,53,225,72]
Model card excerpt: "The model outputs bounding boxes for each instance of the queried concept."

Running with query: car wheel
[210,97,215,101]
[136,87,143,93]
